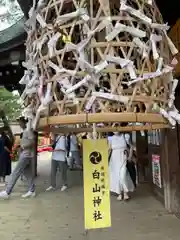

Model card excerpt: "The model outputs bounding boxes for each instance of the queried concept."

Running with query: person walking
[46,133,68,192]
[109,131,135,201]
[0,117,36,199]
[0,131,12,186]
[69,133,81,170]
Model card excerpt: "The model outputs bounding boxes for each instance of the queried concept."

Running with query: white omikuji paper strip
[58,77,74,96]
[48,61,76,76]
[126,63,137,79]
[163,31,178,55]
[169,107,180,124]
[133,38,148,58]
[159,108,176,126]
[146,0,152,5]
[163,65,174,73]
[25,87,38,95]
[48,32,61,58]
[33,82,53,129]
[61,36,92,66]
[127,65,173,86]
[106,23,146,41]
[168,79,179,108]
[28,0,36,17]
[36,13,47,28]
[60,82,76,100]
[151,23,170,31]
[106,55,131,68]
[88,18,111,37]
[127,71,162,86]
[27,120,33,131]
[94,61,109,74]
[92,92,129,104]
[22,60,34,70]
[171,57,178,67]
[68,89,77,99]
[55,8,89,26]
[78,58,108,74]
[85,96,96,111]
[157,57,163,72]
[77,37,92,52]
[19,70,31,85]
[26,0,37,30]
[78,59,94,73]
[27,74,39,88]
[42,81,53,104]
[37,0,45,10]
[106,55,137,79]
[150,34,162,60]
[36,34,49,51]
[38,76,44,103]
[48,61,62,72]
[66,75,92,94]
[23,103,34,120]
[56,37,91,70]
[120,2,152,24]
[171,79,179,93]
[26,68,38,87]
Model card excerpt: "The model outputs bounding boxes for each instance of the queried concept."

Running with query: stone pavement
[0,152,180,240]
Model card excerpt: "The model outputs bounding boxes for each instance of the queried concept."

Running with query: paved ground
[0,152,180,240]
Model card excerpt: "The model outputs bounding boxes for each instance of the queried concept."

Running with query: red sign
[152,155,162,188]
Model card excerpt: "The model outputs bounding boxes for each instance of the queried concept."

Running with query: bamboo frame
[38,112,167,128]
[23,0,176,132]
[38,123,170,134]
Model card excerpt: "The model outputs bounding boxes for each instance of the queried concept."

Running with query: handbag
[123,134,137,188]
[123,134,130,159]
[52,136,60,150]
[126,160,137,188]
[108,149,112,162]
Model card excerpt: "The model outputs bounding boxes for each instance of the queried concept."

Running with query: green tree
[0,87,22,121]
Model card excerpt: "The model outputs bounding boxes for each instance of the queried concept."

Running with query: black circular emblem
[89,151,102,164]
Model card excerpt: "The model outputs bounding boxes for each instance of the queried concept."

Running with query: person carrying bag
[123,134,137,188]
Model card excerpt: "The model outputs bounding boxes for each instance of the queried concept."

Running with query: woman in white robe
[109,132,135,201]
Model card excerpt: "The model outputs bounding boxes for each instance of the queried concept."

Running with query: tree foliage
[0,88,22,121]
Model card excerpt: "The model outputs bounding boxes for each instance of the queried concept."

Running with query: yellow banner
[83,139,111,229]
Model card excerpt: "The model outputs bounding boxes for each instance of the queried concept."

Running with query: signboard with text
[152,154,162,188]
[83,139,111,229]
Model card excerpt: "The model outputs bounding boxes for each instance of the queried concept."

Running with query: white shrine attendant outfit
[109,133,135,200]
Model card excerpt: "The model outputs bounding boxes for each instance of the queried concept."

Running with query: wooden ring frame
[38,112,169,133]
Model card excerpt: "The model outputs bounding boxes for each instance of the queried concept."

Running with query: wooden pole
[38,113,167,128]
[38,123,170,134]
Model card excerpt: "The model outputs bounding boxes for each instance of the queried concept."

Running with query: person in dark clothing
[81,134,87,139]
[124,133,137,188]
[0,131,13,186]
[66,134,71,158]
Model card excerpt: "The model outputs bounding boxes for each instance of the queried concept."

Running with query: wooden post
[161,127,180,214]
